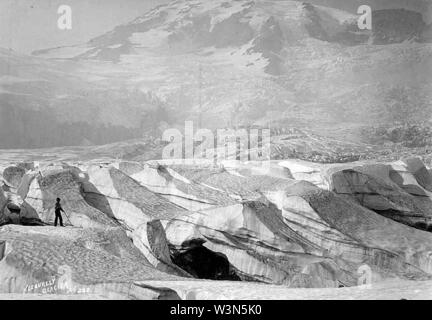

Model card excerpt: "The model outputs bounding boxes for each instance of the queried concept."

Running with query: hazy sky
[0,0,169,53]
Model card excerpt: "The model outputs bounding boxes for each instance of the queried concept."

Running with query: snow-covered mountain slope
[35,0,432,62]
[0,48,176,148]
[35,0,365,65]
[3,0,432,148]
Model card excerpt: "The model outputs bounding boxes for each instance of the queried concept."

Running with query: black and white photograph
[0,0,432,305]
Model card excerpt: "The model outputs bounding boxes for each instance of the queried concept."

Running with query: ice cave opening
[171,245,241,281]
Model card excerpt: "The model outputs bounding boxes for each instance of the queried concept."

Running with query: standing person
[54,198,65,227]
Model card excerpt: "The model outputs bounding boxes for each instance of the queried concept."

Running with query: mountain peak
[36,0,431,66]
[6,0,432,148]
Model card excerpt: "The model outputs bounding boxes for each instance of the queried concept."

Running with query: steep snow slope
[1,0,432,148]
[31,0,432,136]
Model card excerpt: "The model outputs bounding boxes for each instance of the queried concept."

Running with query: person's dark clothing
[54,212,63,227]
[54,202,64,227]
